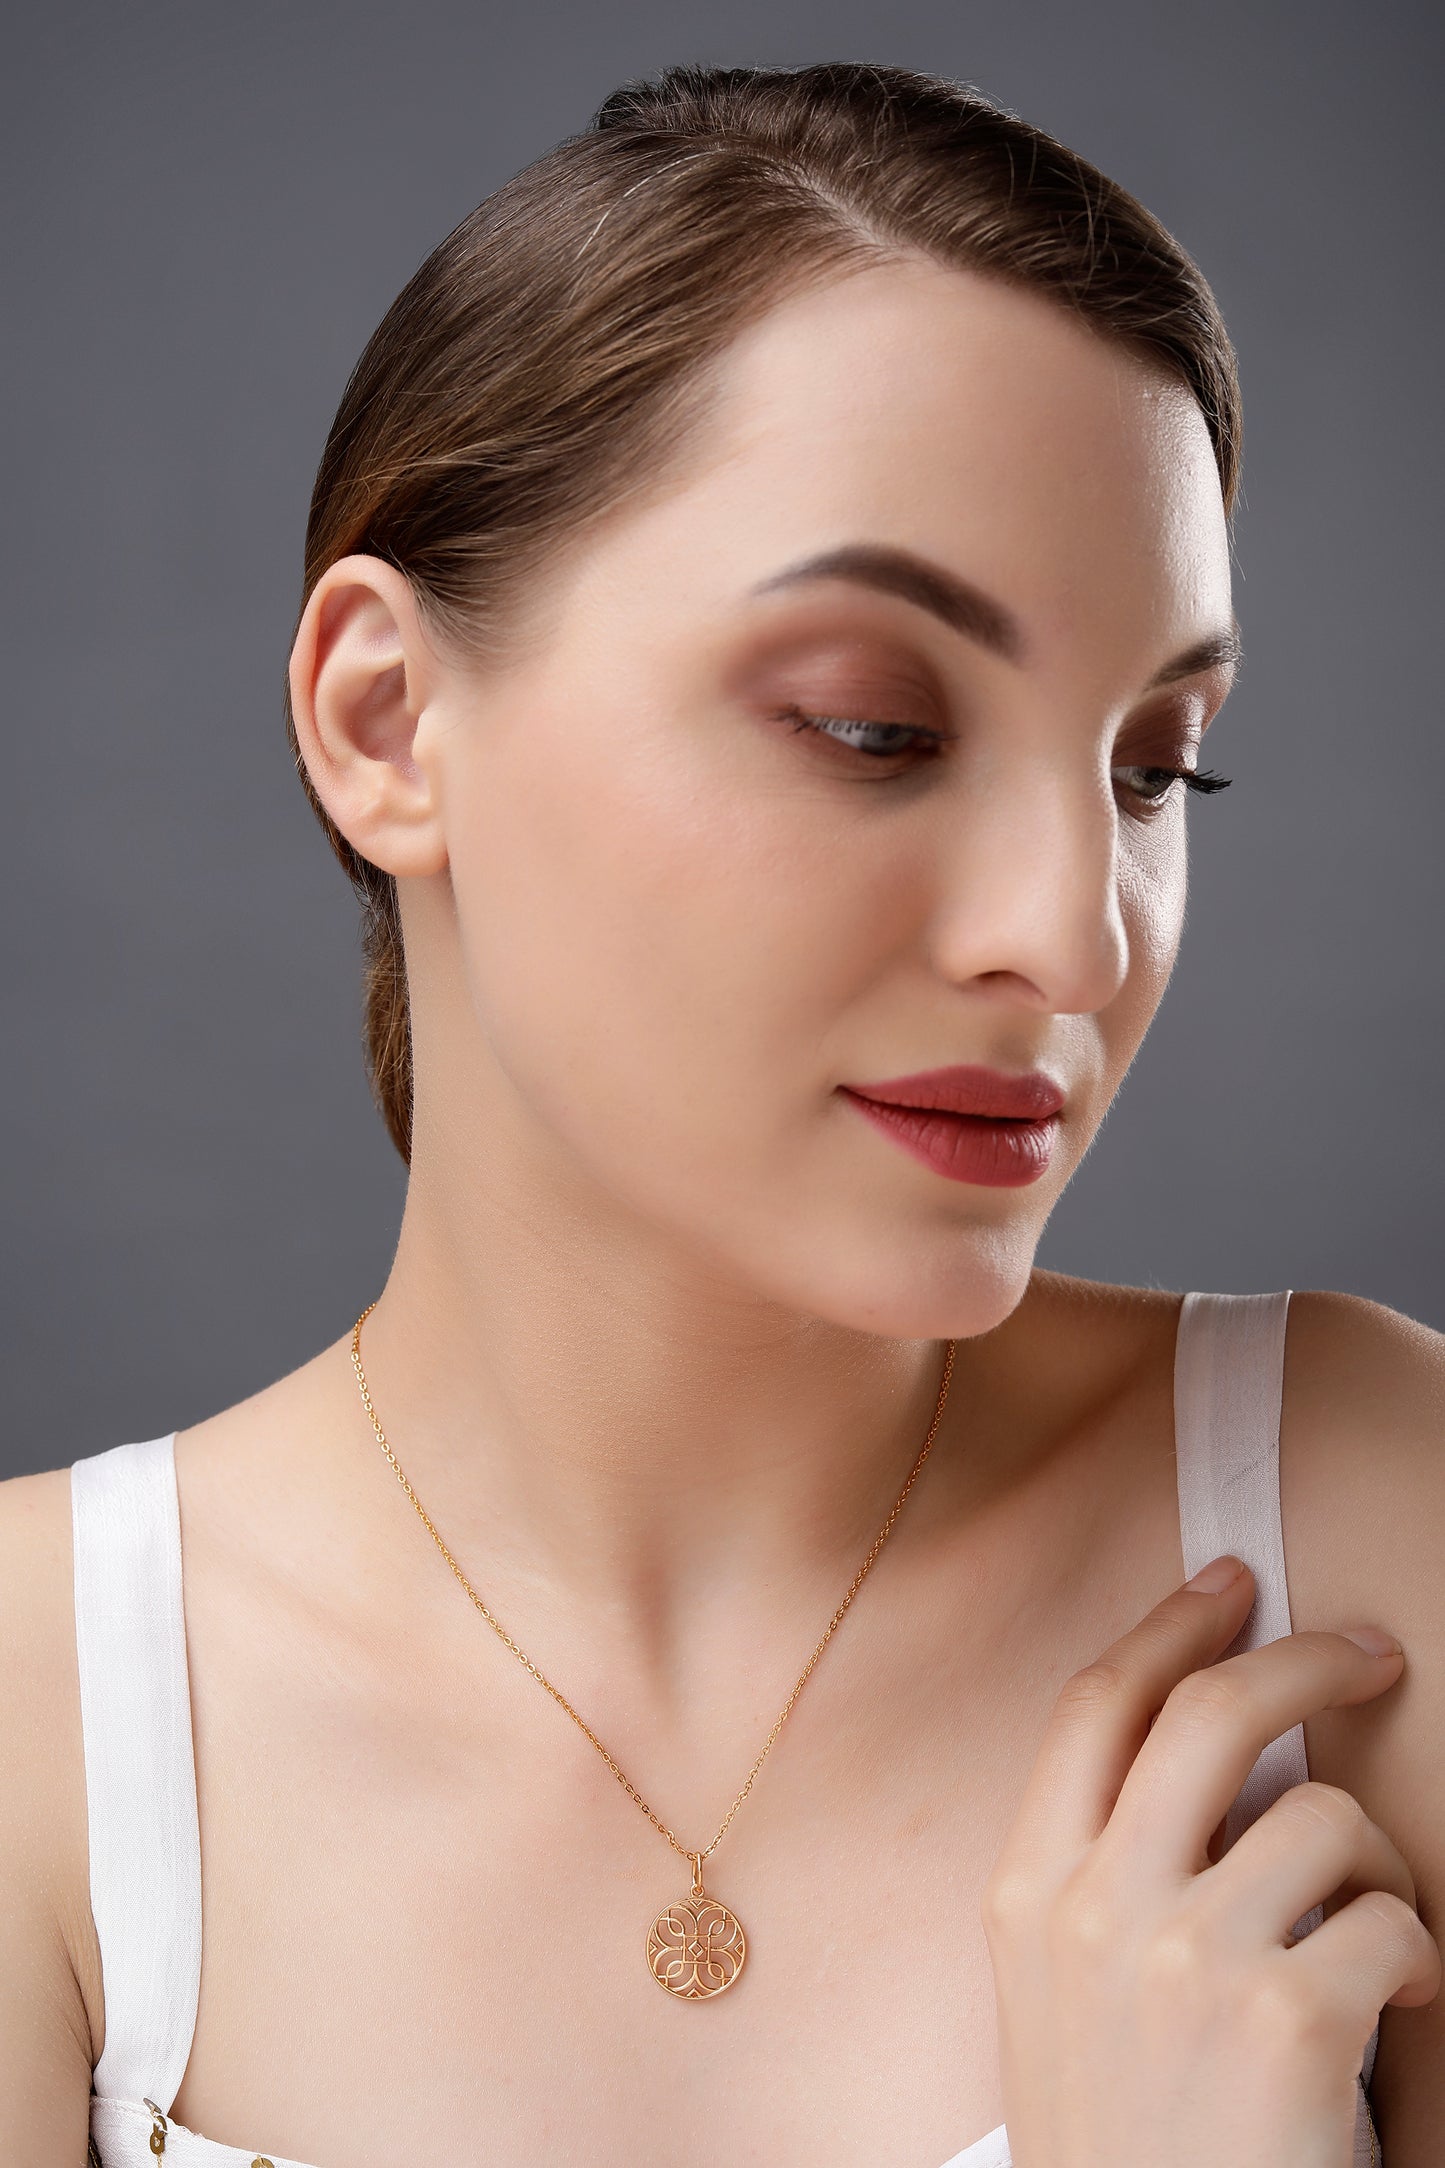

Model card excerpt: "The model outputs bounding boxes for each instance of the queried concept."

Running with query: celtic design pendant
[647,1853,746,1999]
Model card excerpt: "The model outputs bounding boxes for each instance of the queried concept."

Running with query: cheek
[1113,823,1188,1053]
[439,689,889,1184]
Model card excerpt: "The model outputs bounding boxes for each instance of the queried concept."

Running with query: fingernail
[1184,1554,1246,1593]
[1343,1625,1402,1657]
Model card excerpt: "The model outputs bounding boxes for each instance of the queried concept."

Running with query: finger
[1106,1629,1405,1876]
[997,1556,1256,1867]
[1284,1885,1442,2018]
[1190,1782,1417,1946]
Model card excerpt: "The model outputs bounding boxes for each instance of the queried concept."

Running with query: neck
[341,1170,959,1684]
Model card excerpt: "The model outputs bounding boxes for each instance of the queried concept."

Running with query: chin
[755,1216,1045,1345]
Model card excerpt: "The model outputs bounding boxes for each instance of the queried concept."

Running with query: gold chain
[349,1302,955,1868]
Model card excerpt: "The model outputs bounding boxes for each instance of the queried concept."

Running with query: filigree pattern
[647,1893,747,1998]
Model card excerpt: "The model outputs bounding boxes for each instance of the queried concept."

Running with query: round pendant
[647,1858,746,1999]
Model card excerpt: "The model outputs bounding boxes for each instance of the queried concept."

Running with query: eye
[1112,761,1232,813]
[772,703,950,767]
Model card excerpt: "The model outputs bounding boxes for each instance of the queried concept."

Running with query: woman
[4,58,1441,2168]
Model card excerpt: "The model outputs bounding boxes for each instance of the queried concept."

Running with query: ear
[288,555,450,877]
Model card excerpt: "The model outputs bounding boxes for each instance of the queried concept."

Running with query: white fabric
[71,1433,202,2111]
[88,2092,312,2167]
[936,2125,1012,2168]
[1173,1292,1380,2160]
[1175,1292,1313,1858]
[72,1293,1382,2167]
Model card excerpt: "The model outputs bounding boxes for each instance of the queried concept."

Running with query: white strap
[1173,1291,1379,2104]
[71,1434,202,2109]
[1174,1291,1312,1853]
[1175,1294,1295,1632]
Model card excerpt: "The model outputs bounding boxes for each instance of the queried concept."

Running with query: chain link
[350,1302,956,1868]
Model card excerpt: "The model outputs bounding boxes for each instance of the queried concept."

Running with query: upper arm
[0,1465,103,2152]
[1280,1289,1445,2166]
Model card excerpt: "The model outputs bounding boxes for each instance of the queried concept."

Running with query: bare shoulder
[1277,1285,1444,1782]
[0,1463,103,2130]
[1279,1288,1444,1637]
[1278,1290,1445,2149]
[1277,1288,1443,1781]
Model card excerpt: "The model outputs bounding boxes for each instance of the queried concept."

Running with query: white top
[72,1291,1382,2167]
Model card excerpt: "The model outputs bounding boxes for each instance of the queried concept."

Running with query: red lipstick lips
[839,1064,1065,1188]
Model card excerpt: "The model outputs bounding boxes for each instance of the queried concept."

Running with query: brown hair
[284,60,1241,1167]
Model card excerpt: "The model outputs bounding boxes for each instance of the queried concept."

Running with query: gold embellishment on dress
[252,2158,276,2166]
[141,2098,168,2154]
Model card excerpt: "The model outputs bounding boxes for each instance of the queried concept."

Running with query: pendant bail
[691,1850,705,1897]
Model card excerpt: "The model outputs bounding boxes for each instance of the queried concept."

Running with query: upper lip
[842,1064,1066,1121]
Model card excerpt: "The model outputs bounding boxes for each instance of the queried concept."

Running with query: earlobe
[288,554,450,877]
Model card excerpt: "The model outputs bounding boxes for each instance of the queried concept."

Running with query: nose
[926,750,1131,1016]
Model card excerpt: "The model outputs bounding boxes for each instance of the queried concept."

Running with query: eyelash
[773,705,1233,809]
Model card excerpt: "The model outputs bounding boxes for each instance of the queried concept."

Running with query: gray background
[4,1,1441,1478]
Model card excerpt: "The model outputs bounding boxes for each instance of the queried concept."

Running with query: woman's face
[406,255,1237,1339]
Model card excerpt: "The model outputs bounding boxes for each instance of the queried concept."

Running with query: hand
[982,1555,1441,2167]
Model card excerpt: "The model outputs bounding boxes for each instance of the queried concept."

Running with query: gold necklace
[349,1301,956,2000]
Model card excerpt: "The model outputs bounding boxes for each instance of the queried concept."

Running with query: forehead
[568,254,1231,688]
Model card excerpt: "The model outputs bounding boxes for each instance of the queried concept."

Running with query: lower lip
[841,1091,1060,1188]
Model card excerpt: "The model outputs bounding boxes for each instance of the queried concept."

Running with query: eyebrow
[748,542,1242,691]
